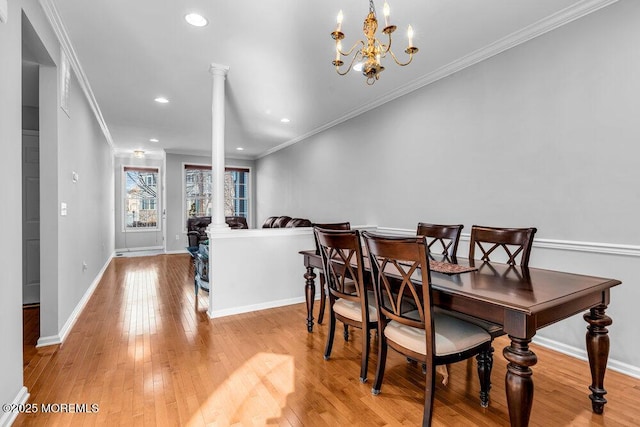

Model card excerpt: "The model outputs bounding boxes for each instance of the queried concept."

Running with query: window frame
[182,163,251,231]
[122,165,161,232]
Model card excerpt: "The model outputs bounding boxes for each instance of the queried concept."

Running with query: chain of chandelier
[331,0,418,85]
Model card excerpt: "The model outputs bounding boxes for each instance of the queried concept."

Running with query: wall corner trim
[0,387,29,427]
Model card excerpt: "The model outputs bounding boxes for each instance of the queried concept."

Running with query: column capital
[209,63,230,77]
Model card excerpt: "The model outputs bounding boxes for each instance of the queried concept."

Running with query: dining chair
[312,222,351,324]
[469,225,537,267]
[362,231,493,425]
[416,223,463,260]
[315,228,377,383]
[456,225,538,359]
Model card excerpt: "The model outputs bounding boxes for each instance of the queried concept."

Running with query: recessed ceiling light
[185,13,208,27]
[281,118,290,123]
[236,147,244,151]
[149,138,159,143]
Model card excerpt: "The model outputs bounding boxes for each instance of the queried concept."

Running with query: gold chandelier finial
[331,0,418,85]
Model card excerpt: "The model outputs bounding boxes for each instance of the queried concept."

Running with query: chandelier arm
[373,38,390,59]
[387,48,415,67]
[335,50,363,76]
[382,31,393,54]
[339,39,366,58]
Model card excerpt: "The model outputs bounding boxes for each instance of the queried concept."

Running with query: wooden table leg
[503,337,537,427]
[304,266,317,332]
[584,304,612,414]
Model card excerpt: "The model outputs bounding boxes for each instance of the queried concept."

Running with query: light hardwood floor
[18,254,639,426]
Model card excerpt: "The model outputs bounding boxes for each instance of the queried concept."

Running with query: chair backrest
[416,223,463,259]
[312,222,351,254]
[273,216,292,228]
[362,232,433,345]
[261,216,278,228]
[225,216,248,229]
[286,218,312,228]
[315,229,369,316]
[469,225,537,266]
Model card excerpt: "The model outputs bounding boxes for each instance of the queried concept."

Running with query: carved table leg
[503,337,538,427]
[304,266,317,332]
[584,304,612,414]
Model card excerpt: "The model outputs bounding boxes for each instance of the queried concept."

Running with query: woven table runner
[429,260,478,275]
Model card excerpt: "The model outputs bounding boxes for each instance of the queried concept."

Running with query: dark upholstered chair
[312,222,351,324]
[187,216,250,253]
[316,228,377,383]
[262,216,278,228]
[262,215,312,228]
[286,218,312,227]
[225,216,249,229]
[187,216,212,250]
[273,216,292,228]
[469,225,537,267]
[416,223,464,260]
[362,232,493,425]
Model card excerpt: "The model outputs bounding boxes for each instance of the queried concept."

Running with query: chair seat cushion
[433,306,503,335]
[333,291,378,322]
[385,311,491,357]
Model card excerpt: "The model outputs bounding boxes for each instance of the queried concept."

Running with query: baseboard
[208,296,307,319]
[115,245,164,253]
[164,249,189,255]
[0,386,29,427]
[37,254,113,348]
[533,336,640,379]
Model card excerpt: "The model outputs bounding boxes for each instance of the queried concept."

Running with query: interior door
[22,131,40,305]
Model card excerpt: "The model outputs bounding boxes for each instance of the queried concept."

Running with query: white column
[208,63,230,233]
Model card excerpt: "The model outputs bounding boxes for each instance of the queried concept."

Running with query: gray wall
[256,1,640,371]
[165,153,255,253]
[55,70,114,333]
[0,0,115,413]
[114,155,164,251]
[0,0,27,412]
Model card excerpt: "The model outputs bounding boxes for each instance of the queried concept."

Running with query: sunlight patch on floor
[188,352,295,426]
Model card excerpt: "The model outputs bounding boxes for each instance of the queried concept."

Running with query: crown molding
[257,0,619,160]
[39,0,114,149]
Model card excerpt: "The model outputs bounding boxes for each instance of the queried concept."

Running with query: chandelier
[331,0,418,85]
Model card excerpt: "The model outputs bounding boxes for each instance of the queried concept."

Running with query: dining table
[299,249,621,427]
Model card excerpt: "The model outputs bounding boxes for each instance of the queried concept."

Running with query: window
[124,166,159,229]
[184,164,250,225]
[226,167,249,218]
[185,165,212,218]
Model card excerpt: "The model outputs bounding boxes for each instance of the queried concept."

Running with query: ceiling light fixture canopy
[331,0,418,85]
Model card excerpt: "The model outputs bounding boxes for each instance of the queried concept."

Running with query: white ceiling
[48,0,615,159]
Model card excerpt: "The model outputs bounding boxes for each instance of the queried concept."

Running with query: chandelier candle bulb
[383,1,390,27]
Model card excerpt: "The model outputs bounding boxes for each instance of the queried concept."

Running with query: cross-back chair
[469,225,537,267]
[312,222,351,324]
[416,223,463,261]
[315,228,376,383]
[362,232,493,425]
